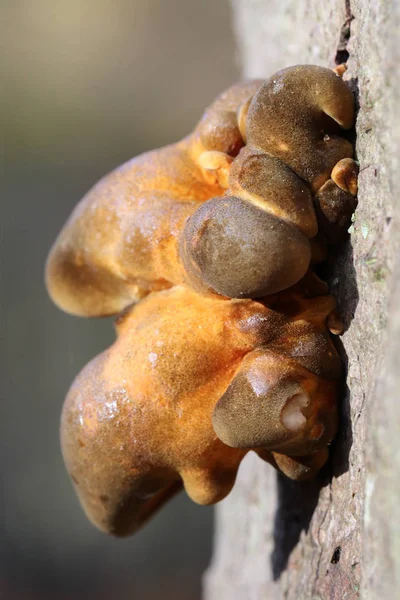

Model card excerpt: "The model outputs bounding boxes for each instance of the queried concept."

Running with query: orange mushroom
[46,66,357,315]
[45,80,262,317]
[46,65,358,536]
[61,280,340,536]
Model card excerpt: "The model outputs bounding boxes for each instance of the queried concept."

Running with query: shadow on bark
[271,237,359,579]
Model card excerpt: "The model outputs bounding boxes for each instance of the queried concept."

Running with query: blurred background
[2,1,239,598]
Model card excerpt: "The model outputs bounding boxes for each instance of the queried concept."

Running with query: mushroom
[180,65,358,298]
[46,66,357,313]
[180,195,311,298]
[46,65,358,536]
[60,282,340,536]
[45,81,261,317]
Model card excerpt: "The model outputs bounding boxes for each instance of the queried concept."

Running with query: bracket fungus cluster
[46,65,358,536]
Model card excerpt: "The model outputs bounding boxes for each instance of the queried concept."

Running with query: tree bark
[205,1,400,598]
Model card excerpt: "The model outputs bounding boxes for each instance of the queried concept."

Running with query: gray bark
[205,1,400,598]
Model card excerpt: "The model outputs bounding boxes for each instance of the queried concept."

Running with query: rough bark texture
[205,1,399,598]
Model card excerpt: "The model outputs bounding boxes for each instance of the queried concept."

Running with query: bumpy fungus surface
[46,65,358,536]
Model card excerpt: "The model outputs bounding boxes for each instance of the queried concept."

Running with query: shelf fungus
[46,65,358,536]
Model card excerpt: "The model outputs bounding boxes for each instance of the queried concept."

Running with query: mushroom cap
[212,349,338,456]
[246,64,354,188]
[180,195,311,298]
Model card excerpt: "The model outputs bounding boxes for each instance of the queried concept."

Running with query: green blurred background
[2,2,239,598]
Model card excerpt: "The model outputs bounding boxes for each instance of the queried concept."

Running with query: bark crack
[335,0,354,65]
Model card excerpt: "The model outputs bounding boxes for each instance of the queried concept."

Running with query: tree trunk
[205,1,400,598]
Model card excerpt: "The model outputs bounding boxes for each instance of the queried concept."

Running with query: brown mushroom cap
[246,64,354,189]
[314,179,358,243]
[228,146,318,237]
[180,195,311,298]
[212,349,338,456]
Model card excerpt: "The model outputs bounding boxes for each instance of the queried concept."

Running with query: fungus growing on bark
[61,284,340,535]
[46,65,357,536]
[181,65,357,298]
